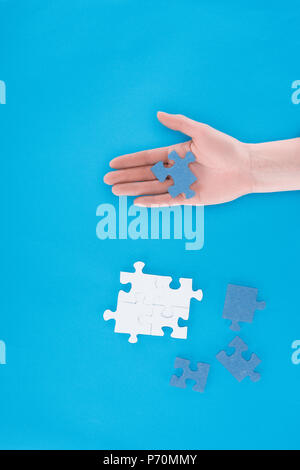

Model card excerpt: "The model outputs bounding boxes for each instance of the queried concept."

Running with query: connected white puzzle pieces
[103,261,203,343]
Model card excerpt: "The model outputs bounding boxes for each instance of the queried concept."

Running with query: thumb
[157,111,199,137]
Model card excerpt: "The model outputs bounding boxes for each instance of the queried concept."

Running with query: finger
[104,165,156,185]
[110,145,170,169]
[134,193,186,207]
[109,141,191,169]
[157,111,199,137]
[112,180,172,196]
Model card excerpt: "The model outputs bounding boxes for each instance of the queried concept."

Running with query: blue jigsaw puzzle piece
[151,151,197,199]
[222,284,266,331]
[170,357,210,392]
[216,336,261,383]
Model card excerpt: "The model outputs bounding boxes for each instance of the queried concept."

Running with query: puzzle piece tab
[170,357,210,392]
[216,336,261,383]
[222,284,266,331]
[151,151,197,199]
[103,261,203,343]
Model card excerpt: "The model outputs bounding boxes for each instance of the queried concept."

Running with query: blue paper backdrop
[0,0,299,450]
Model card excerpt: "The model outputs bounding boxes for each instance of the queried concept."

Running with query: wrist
[247,143,271,194]
[247,139,300,194]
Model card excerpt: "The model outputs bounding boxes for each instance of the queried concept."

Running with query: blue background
[0,0,299,450]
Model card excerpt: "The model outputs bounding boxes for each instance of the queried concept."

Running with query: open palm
[104,112,253,206]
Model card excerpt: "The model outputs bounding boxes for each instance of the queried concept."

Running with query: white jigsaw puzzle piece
[138,277,203,314]
[163,278,203,308]
[103,290,152,343]
[149,305,188,339]
[120,261,172,306]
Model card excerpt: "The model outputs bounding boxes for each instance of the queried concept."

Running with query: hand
[104,111,254,206]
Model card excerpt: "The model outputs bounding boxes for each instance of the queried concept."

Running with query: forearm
[248,138,300,193]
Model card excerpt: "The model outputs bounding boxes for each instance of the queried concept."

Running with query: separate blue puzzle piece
[170,357,210,392]
[151,151,197,199]
[222,284,266,331]
[216,336,261,383]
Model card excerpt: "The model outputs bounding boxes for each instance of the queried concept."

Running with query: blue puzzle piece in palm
[151,151,197,199]
[170,357,210,392]
[216,336,261,383]
[223,284,266,331]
